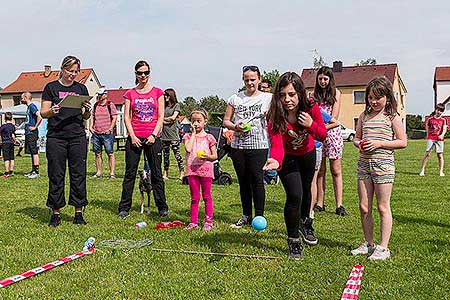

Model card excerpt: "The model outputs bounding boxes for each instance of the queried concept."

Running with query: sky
[1,0,449,115]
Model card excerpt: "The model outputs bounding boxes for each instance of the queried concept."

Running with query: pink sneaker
[202,222,213,231]
[185,223,198,230]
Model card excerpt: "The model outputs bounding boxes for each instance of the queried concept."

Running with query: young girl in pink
[183,109,218,231]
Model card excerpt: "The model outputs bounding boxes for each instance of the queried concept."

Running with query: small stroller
[182,125,233,185]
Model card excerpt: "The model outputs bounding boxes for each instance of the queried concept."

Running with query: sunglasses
[242,65,259,73]
[135,70,150,76]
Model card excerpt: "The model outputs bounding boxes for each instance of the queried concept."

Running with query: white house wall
[436,81,450,103]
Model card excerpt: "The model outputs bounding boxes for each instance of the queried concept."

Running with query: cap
[97,88,107,95]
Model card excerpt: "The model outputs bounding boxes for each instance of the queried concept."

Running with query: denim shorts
[92,132,114,154]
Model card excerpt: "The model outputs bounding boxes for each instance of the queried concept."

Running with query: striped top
[361,113,394,156]
[227,91,271,149]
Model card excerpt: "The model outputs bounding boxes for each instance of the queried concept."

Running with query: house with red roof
[301,61,407,130]
[0,65,101,124]
[434,66,450,109]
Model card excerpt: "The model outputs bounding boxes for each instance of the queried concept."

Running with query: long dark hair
[313,66,336,106]
[134,60,150,85]
[267,72,312,133]
[364,76,398,118]
[164,88,178,107]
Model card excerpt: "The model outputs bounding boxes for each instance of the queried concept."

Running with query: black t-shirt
[0,123,15,144]
[41,80,89,139]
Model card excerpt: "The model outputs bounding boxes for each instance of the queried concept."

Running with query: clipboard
[58,95,92,108]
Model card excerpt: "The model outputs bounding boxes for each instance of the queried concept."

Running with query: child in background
[352,77,407,260]
[0,112,16,178]
[419,103,447,176]
[183,108,218,231]
[304,107,339,245]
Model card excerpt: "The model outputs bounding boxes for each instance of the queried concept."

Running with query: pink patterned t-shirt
[124,87,163,138]
[183,133,217,178]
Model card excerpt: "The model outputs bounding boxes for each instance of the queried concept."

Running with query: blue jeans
[92,132,114,154]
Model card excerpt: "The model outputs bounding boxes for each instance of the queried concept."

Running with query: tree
[179,96,197,116]
[312,49,327,69]
[261,69,280,89]
[199,95,227,127]
[406,114,425,131]
[355,58,377,66]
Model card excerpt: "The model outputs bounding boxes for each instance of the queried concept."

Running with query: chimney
[44,65,51,77]
[333,61,343,72]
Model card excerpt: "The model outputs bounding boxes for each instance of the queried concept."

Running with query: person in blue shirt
[20,92,42,178]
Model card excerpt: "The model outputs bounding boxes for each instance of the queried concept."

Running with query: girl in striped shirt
[351,77,407,260]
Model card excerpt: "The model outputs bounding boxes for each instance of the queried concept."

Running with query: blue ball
[252,216,267,231]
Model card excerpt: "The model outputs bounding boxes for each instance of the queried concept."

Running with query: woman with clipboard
[40,55,92,227]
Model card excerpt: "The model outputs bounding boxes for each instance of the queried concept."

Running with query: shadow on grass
[394,214,450,229]
[17,206,73,224]
[395,170,424,176]
[319,237,353,250]
[192,231,285,263]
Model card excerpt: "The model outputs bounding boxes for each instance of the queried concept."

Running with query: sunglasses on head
[242,65,259,73]
[135,70,150,76]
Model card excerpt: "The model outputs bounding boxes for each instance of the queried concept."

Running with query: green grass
[0,140,449,299]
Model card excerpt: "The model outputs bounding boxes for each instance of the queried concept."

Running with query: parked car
[179,123,191,139]
[340,124,355,142]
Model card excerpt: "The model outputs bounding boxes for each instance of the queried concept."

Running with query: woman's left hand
[298,112,312,128]
[263,158,280,171]
[146,135,156,145]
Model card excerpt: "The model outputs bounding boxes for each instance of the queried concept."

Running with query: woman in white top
[223,66,272,228]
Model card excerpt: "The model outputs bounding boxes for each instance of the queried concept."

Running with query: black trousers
[230,148,268,217]
[46,136,88,209]
[119,137,168,213]
[279,150,316,238]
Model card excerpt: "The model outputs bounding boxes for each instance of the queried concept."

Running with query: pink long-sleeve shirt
[268,103,327,168]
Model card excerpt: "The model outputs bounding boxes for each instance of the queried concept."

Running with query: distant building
[103,88,127,137]
[434,66,450,112]
[0,65,101,124]
[301,61,407,130]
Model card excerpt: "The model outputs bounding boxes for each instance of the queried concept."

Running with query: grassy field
[0,139,449,299]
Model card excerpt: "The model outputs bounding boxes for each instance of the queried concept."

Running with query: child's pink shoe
[185,223,198,230]
[202,222,213,231]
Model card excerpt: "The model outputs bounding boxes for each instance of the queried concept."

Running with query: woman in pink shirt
[118,60,168,218]
[264,72,327,260]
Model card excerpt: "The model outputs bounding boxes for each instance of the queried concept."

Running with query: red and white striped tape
[0,247,94,288]
[340,264,364,300]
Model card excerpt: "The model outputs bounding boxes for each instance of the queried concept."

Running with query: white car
[340,125,356,142]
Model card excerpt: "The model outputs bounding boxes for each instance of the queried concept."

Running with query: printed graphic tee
[427,116,447,141]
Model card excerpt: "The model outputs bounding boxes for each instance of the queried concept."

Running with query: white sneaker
[368,245,390,261]
[351,241,376,256]
[27,172,40,179]
[419,171,425,176]
[440,172,445,177]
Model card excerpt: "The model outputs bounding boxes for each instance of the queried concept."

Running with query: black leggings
[162,140,184,172]
[230,148,268,217]
[279,150,316,238]
[119,137,168,213]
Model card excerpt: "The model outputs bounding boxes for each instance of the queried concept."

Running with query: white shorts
[315,146,323,171]
[426,140,444,153]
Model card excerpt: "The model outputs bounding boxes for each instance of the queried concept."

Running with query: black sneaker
[230,215,252,228]
[118,210,129,218]
[73,212,87,225]
[48,214,61,227]
[299,218,318,245]
[158,209,169,217]
[287,238,303,260]
[335,206,349,217]
[313,203,326,212]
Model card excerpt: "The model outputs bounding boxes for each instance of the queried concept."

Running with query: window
[353,91,365,104]
[13,95,21,106]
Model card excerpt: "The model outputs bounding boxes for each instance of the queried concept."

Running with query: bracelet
[151,133,157,139]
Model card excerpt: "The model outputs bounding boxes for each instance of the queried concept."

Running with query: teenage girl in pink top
[264,72,327,260]
[183,108,218,231]
[118,60,169,218]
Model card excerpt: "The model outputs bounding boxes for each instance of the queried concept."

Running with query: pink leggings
[188,176,213,224]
